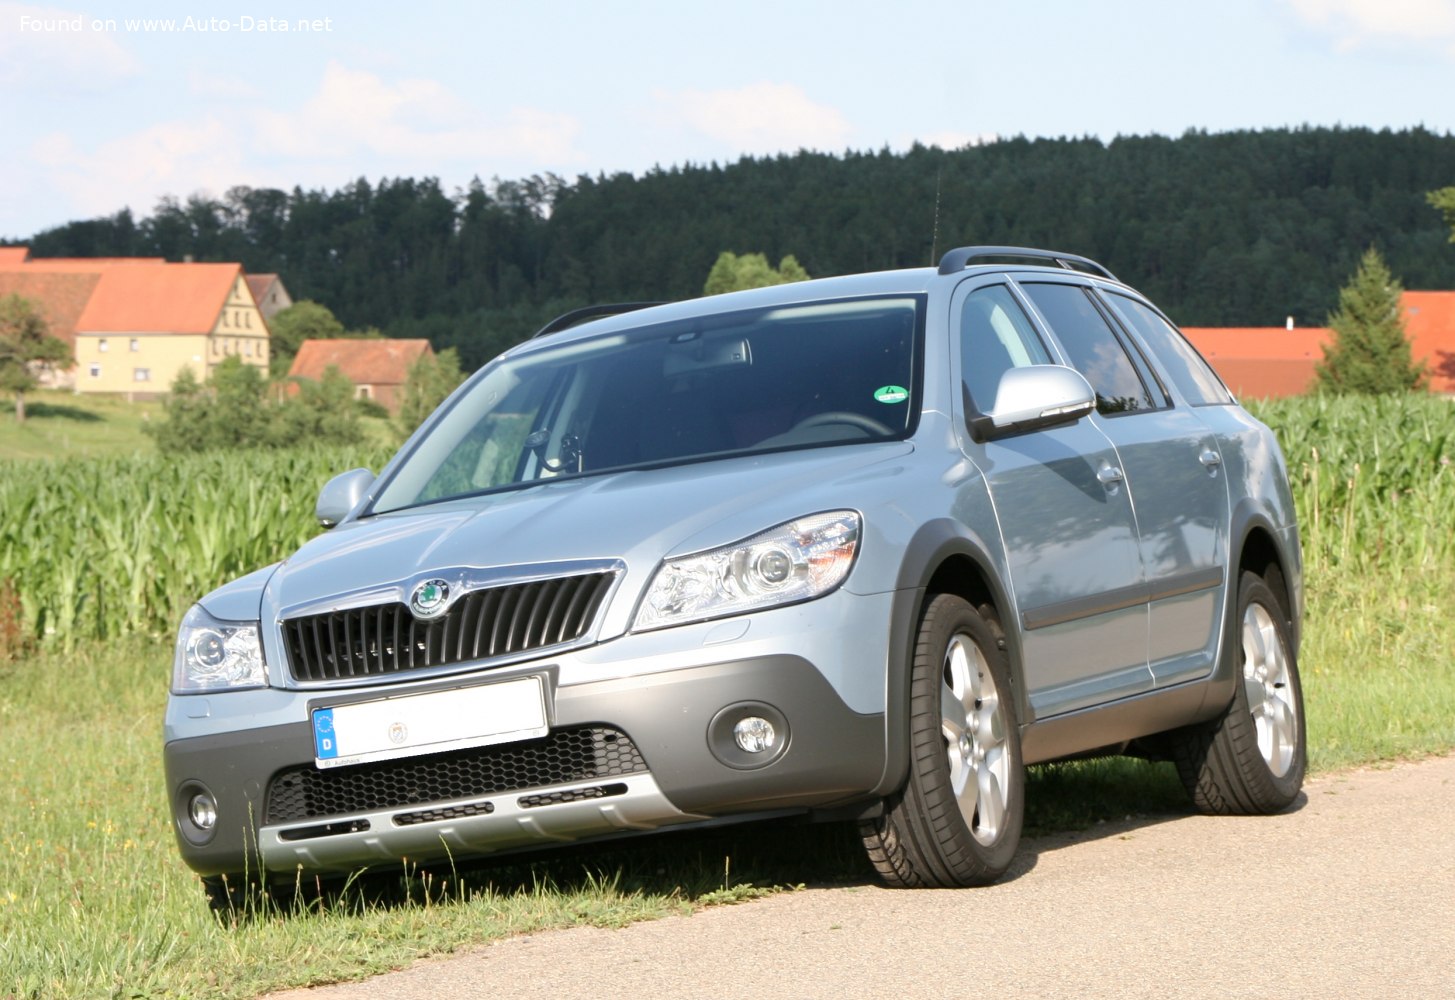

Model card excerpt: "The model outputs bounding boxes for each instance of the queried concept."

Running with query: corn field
[1250,394,1455,576]
[1,396,1452,652]
[0,445,392,649]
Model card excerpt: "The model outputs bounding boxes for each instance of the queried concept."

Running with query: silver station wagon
[164,246,1305,903]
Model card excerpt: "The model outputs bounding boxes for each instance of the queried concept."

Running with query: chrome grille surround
[279,562,621,685]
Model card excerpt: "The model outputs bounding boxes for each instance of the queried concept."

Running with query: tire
[1173,570,1306,814]
[861,594,1024,887]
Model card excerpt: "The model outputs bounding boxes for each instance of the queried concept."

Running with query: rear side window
[1020,282,1156,415]
[1103,292,1234,406]
[959,285,1052,410]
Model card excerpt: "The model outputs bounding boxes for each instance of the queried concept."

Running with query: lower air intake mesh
[265,726,647,825]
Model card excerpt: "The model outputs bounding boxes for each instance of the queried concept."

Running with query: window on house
[133,368,150,382]
[99,339,109,352]
[244,340,252,357]
[129,338,140,352]
[88,363,101,378]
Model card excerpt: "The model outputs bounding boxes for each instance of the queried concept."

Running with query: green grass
[0,638,820,999]
[0,389,398,465]
[0,391,162,461]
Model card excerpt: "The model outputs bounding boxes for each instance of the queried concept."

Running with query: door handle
[1199,449,1222,468]
[1097,465,1125,485]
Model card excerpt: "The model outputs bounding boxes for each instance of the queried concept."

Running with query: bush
[147,357,363,452]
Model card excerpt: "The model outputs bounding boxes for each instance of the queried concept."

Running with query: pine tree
[1315,248,1425,394]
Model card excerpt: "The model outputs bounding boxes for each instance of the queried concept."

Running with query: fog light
[733,716,777,754]
[188,792,218,832]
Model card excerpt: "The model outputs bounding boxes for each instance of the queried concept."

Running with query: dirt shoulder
[269,754,1455,1000]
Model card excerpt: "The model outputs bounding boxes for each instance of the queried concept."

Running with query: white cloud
[0,2,139,89]
[251,61,580,165]
[30,117,246,218]
[1284,0,1455,54]
[656,83,853,155]
[186,70,263,102]
[14,61,585,229]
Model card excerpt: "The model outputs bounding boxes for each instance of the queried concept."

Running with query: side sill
[1020,678,1228,766]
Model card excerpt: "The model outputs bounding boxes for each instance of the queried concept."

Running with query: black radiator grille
[265,726,648,825]
[282,572,614,683]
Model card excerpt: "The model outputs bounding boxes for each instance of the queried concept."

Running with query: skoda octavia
[164,246,1305,904]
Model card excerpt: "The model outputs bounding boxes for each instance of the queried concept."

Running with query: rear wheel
[861,594,1024,887]
[1174,570,1306,814]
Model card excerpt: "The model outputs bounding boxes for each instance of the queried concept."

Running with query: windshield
[371,294,924,513]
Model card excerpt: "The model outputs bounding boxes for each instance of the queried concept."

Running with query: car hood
[262,443,913,627]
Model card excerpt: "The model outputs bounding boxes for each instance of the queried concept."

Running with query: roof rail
[937,246,1118,282]
[531,301,664,339]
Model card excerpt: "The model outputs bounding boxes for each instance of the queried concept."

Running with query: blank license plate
[311,675,548,769]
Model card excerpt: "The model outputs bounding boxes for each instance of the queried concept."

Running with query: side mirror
[970,365,1095,441]
[315,468,375,528]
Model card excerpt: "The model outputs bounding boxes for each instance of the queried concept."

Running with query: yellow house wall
[74,275,271,394]
[75,333,212,394]
[212,275,272,369]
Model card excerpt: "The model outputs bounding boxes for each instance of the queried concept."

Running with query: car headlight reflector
[634,511,860,631]
[172,605,267,693]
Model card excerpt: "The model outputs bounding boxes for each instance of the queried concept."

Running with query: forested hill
[22,126,1455,369]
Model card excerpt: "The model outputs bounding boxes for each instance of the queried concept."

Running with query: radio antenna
[930,168,942,265]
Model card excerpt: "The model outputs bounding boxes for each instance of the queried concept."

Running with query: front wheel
[1173,570,1306,814]
[861,594,1024,887]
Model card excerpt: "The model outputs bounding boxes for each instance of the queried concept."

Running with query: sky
[2,0,1454,240]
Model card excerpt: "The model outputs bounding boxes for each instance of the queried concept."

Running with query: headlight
[634,511,860,632]
[172,605,267,693]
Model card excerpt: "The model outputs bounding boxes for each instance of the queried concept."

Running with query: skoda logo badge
[410,579,450,619]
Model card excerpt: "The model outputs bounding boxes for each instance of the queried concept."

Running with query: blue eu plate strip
[312,708,338,760]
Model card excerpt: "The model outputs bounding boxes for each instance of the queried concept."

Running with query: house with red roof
[0,247,270,395]
[287,338,433,412]
[1403,291,1455,393]
[1179,325,1329,398]
[245,273,293,321]
[1182,291,1455,398]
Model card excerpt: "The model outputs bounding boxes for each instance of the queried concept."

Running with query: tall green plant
[0,444,393,646]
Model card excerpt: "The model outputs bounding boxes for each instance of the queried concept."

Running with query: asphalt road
[269,754,1455,1000]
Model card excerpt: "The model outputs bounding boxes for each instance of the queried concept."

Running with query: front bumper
[165,652,887,878]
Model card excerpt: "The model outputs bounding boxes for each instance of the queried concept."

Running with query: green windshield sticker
[874,385,909,404]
